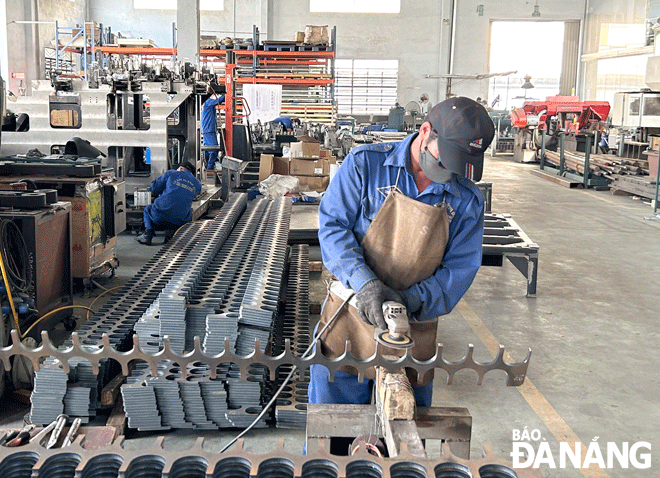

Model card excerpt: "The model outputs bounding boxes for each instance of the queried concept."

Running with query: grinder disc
[375,331,414,349]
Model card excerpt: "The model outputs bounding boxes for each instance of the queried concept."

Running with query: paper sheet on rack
[242,84,282,124]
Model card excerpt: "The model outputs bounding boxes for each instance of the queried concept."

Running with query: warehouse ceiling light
[532,1,541,17]
[521,75,534,89]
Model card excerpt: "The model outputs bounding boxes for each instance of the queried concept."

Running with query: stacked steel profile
[273,244,312,428]
[29,194,302,429]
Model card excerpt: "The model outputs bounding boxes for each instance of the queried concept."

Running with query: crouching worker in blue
[136,162,202,245]
[309,97,495,408]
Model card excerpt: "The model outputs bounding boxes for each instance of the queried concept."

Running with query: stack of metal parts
[29,194,249,425]
[121,196,292,430]
[0,436,543,478]
[274,244,312,429]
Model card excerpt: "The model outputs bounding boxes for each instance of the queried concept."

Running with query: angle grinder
[374,301,414,349]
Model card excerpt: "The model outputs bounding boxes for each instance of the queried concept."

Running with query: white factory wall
[267,0,448,112]
[581,0,652,104]
[4,0,87,94]
[88,0,269,49]
[7,0,657,106]
[451,0,586,101]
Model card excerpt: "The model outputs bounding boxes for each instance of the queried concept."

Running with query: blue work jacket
[318,134,484,321]
[272,116,293,130]
[202,95,225,135]
[150,170,202,225]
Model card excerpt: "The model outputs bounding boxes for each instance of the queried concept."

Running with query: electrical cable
[219,292,355,454]
[0,246,21,338]
[21,305,95,338]
[0,219,31,293]
[86,286,125,321]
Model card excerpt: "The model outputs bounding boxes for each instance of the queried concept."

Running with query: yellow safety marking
[455,300,611,478]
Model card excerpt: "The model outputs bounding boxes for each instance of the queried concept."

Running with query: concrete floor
[2,154,658,477]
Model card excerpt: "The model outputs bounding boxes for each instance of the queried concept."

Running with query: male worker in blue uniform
[310,97,494,407]
[202,93,226,170]
[271,116,300,132]
[136,162,202,245]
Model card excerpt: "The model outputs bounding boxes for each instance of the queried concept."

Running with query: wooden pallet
[280,104,336,125]
[256,72,332,79]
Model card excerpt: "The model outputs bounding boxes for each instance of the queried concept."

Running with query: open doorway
[488,21,565,110]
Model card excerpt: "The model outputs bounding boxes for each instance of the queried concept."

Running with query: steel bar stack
[544,150,649,177]
[274,244,312,428]
[30,195,250,425]
[122,196,292,430]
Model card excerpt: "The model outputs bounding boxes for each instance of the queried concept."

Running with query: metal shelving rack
[223,26,337,155]
[50,21,103,79]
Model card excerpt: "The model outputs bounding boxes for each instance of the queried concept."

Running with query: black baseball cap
[419,96,494,182]
[182,161,195,173]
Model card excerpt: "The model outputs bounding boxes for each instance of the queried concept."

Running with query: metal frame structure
[0,80,199,192]
[0,435,543,477]
[482,214,539,298]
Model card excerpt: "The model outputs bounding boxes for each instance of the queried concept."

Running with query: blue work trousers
[203,133,219,170]
[308,364,433,407]
[143,204,191,231]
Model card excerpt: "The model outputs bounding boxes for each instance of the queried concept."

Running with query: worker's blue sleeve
[273,116,293,130]
[401,194,484,321]
[318,152,378,293]
[201,96,225,135]
[203,95,225,109]
[150,170,172,196]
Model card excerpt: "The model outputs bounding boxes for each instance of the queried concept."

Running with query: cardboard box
[294,31,305,43]
[290,158,316,176]
[319,148,333,158]
[304,25,329,46]
[296,175,330,192]
[259,154,289,182]
[290,156,336,176]
[289,135,321,158]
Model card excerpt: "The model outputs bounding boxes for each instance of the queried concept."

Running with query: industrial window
[335,59,398,115]
[134,0,224,10]
[310,0,400,14]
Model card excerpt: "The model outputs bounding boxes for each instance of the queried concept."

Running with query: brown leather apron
[319,182,450,387]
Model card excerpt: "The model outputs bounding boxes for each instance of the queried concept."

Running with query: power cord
[219,292,354,453]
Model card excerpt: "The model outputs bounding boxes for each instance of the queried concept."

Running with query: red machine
[510,96,610,161]
[510,95,610,134]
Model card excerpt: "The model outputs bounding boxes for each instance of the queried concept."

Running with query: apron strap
[377,167,405,199]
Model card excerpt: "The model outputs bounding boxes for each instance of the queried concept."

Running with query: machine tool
[374,301,414,349]
[510,95,610,162]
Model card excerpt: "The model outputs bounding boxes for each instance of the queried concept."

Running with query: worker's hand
[356,279,405,330]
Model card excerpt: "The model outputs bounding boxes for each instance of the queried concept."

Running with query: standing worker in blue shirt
[309,97,495,407]
[136,162,202,245]
[202,93,226,170]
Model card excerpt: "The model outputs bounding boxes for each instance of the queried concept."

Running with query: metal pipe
[559,131,565,175]
[652,154,660,216]
[540,129,546,170]
[583,134,592,188]
[55,20,59,70]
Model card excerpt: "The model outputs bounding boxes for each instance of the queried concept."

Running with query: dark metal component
[0,161,101,177]
[482,214,539,298]
[478,464,519,478]
[0,190,48,209]
[78,454,124,478]
[390,462,428,478]
[0,437,542,478]
[434,462,472,478]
